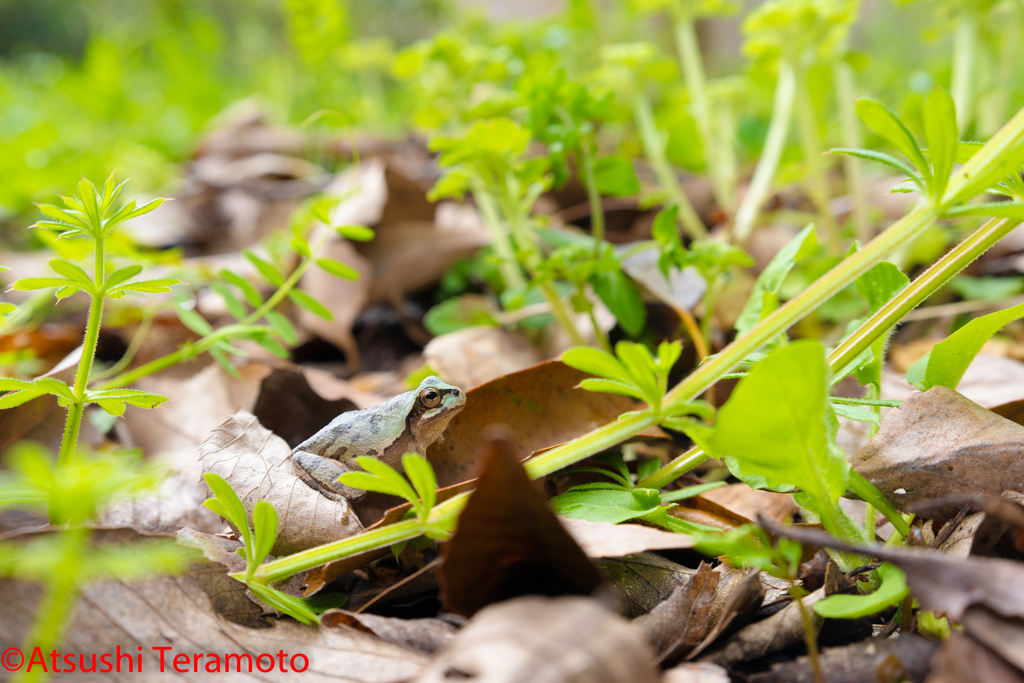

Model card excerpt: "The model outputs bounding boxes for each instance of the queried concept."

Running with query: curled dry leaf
[438,428,603,618]
[749,636,940,683]
[961,605,1024,673]
[426,360,637,488]
[320,609,457,656]
[637,562,720,663]
[199,410,364,555]
[251,366,359,448]
[687,567,766,660]
[412,595,659,683]
[699,588,826,668]
[927,494,1024,559]
[926,632,1024,683]
[558,517,695,558]
[851,386,1024,519]
[599,553,698,618]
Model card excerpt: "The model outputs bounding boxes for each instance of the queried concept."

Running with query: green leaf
[830,401,880,423]
[220,269,264,307]
[592,155,640,196]
[949,275,1024,302]
[735,224,817,338]
[651,205,680,248]
[105,264,143,289]
[336,225,376,241]
[423,297,499,336]
[48,259,94,288]
[906,302,1024,390]
[36,203,91,231]
[209,346,242,379]
[247,582,318,625]
[253,334,290,359]
[32,378,75,400]
[203,473,254,557]
[288,289,334,320]
[175,305,213,336]
[252,500,279,566]
[856,261,909,313]
[315,258,359,280]
[10,277,75,291]
[402,454,437,518]
[591,270,646,336]
[577,378,646,400]
[615,341,659,402]
[562,347,635,386]
[243,250,284,287]
[111,278,180,295]
[0,390,44,409]
[291,235,311,257]
[211,282,248,320]
[265,311,298,345]
[814,563,908,618]
[704,341,849,505]
[549,488,663,524]
[95,399,127,416]
[828,148,923,187]
[855,99,930,185]
[87,389,168,409]
[338,456,418,503]
[922,88,957,200]
[943,202,1024,220]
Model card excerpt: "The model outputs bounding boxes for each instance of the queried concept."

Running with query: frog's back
[292,393,413,462]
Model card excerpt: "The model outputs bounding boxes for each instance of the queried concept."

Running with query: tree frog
[291,376,466,501]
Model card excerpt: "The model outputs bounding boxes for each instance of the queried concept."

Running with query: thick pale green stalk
[675,17,732,214]
[834,62,870,242]
[951,13,977,134]
[58,241,105,466]
[254,492,469,583]
[473,183,526,290]
[632,95,706,240]
[792,63,838,251]
[733,62,796,243]
[579,145,606,253]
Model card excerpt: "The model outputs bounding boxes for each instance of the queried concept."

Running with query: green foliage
[949,275,1024,301]
[743,0,857,66]
[691,524,803,580]
[735,224,818,339]
[906,302,1024,390]
[202,473,318,624]
[339,455,447,536]
[814,562,909,618]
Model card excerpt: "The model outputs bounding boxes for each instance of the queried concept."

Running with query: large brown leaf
[850,386,1024,519]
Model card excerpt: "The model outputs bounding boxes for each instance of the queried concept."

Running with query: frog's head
[408,376,466,445]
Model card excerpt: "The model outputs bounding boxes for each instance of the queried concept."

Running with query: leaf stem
[834,61,870,242]
[733,62,796,243]
[792,62,839,252]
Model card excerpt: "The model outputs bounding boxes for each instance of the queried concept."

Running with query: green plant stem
[57,241,106,467]
[632,94,706,240]
[255,492,470,583]
[733,62,796,243]
[91,311,154,381]
[793,587,825,683]
[951,12,977,134]
[834,61,870,242]
[473,183,527,291]
[674,16,732,214]
[579,144,606,255]
[792,62,839,252]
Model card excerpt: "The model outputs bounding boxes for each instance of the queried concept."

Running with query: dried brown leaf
[750,636,939,683]
[412,595,659,683]
[320,610,456,656]
[637,562,720,663]
[424,326,543,391]
[558,517,695,558]
[926,632,1024,683]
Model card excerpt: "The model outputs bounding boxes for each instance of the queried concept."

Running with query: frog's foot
[291,451,367,502]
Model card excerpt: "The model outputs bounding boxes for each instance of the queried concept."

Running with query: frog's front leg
[291,451,367,502]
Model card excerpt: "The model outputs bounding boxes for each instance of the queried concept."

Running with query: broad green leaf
[577,378,646,400]
[615,342,659,402]
[0,379,38,391]
[549,488,662,524]
[851,261,909,389]
[175,305,213,336]
[243,250,284,286]
[949,275,1024,302]
[592,155,640,196]
[814,563,908,618]
[95,399,127,416]
[906,302,1024,390]
[735,224,817,338]
[561,347,635,385]
[704,341,849,505]
[202,498,229,520]
[32,378,75,400]
[338,456,418,503]
[220,269,264,307]
[110,278,180,295]
[402,454,437,516]
[922,88,957,200]
[209,346,242,379]
[288,289,334,320]
[265,311,298,345]
[855,99,930,185]
[591,270,646,336]
[203,473,254,554]
[651,205,680,247]
[252,500,279,566]
[247,582,318,625]
[211,282,247,320]
[253,334,290,359]
[423,297,499,336]
[0,390,44,409]
[336,225,376,241]
[291,235,311,257]
[315,258,359,280]
[830,401,879,424]
[36,203,91,231]
[86,389,167,409]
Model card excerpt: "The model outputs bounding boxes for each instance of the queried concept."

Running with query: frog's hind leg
[291,451,366,502]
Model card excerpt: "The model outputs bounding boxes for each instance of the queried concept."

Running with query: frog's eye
[419,387,442,409]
